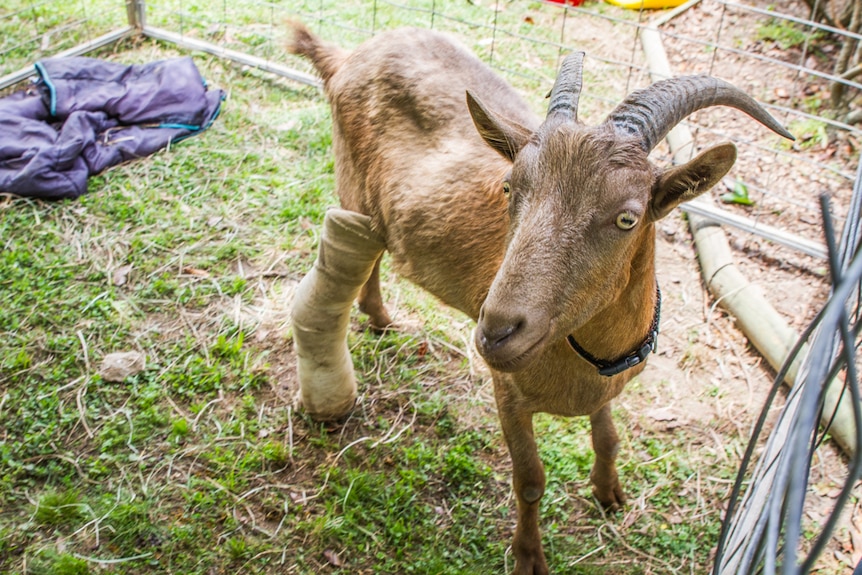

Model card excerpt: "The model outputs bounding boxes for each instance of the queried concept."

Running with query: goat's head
[470,52,793,373]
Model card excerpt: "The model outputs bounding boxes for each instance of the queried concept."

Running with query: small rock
[111,265,133,286]
[99,351,145,382]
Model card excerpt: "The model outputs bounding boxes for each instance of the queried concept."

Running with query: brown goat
[289,22,793,574]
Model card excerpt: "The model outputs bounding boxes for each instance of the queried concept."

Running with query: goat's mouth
[474,323,549,373]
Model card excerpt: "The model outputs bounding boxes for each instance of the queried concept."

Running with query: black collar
[565,285,661,377]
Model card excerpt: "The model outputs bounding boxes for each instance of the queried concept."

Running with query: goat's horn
[605,75,795,152]
[547,51,586,122]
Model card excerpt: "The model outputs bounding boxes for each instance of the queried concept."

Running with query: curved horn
[547,51,586,122]
[605,75,795,152]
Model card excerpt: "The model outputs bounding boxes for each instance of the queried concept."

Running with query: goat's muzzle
[475,305,549,372]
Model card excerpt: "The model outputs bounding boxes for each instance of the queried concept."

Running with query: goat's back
[291,23,536,134]
[291,24,541,317]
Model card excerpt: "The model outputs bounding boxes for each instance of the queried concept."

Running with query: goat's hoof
[295,392,357,424]
[511,538,549,575]
[368,320,396,333]
[511,557,549,575]
[593,484,626,511]
[359,307,395,332]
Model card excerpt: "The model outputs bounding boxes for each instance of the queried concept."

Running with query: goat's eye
[615,211,639,230]
[502,181,511,196]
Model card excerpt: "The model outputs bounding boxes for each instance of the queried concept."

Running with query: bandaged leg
[291,208,387,420]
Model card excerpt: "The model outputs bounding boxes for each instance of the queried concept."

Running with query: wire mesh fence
[3,0,858,259]
[1,0,132,86]
[1,0,861,572]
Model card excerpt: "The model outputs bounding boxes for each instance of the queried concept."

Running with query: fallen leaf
[324,549,342,567]
[416,341,428,357]
[275,119,299,132]
[833,549,851,567]
[817,146,837,161]
[850,515,862,563]
[826,487,843,499]
[182,266,209,277]
[99,351,146,382]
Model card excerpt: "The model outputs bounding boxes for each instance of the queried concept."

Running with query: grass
[2,0,127,73]
[0,39,729,573]
[0,1,844,574]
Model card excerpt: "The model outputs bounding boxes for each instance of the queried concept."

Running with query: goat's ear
[649,142,737,221]
[466,91,532,162]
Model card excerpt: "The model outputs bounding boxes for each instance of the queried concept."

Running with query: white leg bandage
[291,208,386,420]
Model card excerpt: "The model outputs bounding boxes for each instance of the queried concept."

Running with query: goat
[288,21,793,575]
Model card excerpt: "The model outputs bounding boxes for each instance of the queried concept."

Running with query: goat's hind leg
[589,403,626,509]
[358,256,394,330]
[292,208,386,420]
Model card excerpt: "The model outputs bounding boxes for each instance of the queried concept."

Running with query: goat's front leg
[494,379,548,575]
[589,403,626,509]
[292,208,386,420]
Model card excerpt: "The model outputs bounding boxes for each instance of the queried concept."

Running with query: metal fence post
[126,0,146,30]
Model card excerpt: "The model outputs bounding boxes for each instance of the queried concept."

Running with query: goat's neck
[569,225,658,361]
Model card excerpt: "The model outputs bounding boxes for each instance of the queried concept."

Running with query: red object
[544,0,585,6]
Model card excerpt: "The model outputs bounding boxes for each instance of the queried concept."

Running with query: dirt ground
[638,212,861,572]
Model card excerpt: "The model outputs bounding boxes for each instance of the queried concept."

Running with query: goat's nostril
[493,324,517,345]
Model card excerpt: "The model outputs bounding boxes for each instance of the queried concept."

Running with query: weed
[28,551,90,575]
[721,180,755,206]
[788,118,830,150]
[33,490,85,529]
[225,535,251,560]
[756,18,820,50]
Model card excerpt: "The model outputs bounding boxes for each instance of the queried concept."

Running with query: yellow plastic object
[605,0,688,9]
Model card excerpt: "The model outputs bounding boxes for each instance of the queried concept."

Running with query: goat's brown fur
[290,21,750,575]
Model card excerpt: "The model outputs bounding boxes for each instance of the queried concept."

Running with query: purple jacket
[0,56,224,199]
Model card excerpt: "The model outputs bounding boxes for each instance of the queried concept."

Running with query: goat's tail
[288,21,349,84]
